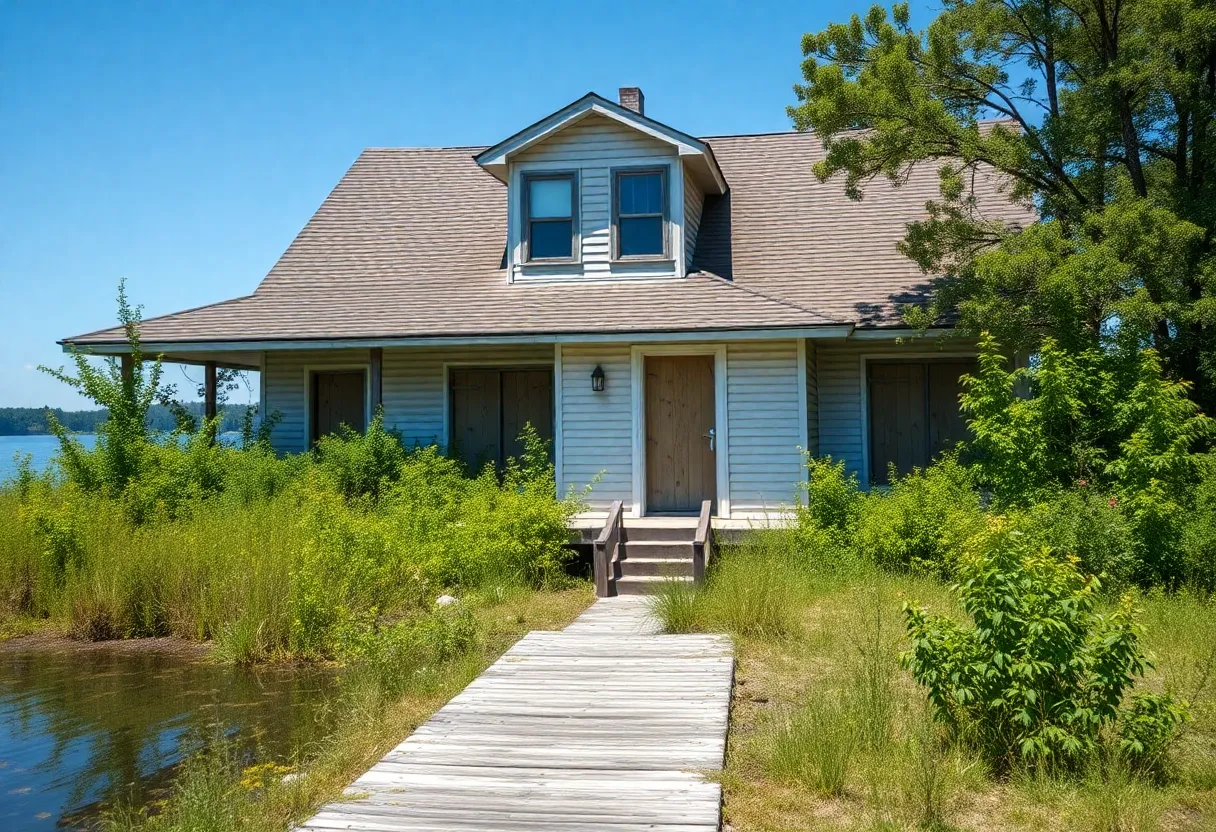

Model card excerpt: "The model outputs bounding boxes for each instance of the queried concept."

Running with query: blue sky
[1,0,930,409]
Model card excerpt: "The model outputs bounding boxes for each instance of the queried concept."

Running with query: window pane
[618,172,662,215]
[529,177,572,219]
[530,219,573,258]
[619,216,663,256]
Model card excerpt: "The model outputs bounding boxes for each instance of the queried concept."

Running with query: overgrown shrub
[1013,488,1139,590]
[313,413,407,501]
[799,454,861,534]
[903,521,1188,775]
[852,456,986,578]
[1182,456,1216,589]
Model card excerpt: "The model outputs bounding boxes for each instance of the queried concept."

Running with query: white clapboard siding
[816,339,978,482]
[263,348,371,453]
[683,160,704,270]
[726,340,804,513]
[513,114,679,279]
[381,344,553,447]
[263,345,553,455]
[559,344,632,510]
[806,339,819,456]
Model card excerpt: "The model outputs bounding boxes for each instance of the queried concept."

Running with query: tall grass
[657,512,1216,829]
[0,424,582,661]
[768,690,856,795]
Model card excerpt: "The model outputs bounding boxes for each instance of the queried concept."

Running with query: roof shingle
[66,130,1033,346]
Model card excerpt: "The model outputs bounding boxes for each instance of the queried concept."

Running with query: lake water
[0,434,335,829]
[0,435,97,482]
[0,434,243,483]
[0,645,337,830]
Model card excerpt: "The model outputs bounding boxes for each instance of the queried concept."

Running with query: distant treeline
[0,404,255,435]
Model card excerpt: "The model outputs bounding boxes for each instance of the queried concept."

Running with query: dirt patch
[0,631,212,659]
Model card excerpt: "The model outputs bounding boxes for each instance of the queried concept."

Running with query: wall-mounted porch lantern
[591,364,606,392]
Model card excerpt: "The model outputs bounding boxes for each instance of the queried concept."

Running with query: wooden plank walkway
[299,596,734,831]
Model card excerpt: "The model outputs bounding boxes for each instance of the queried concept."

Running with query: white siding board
[263,345,552,455]
[683,162,704,271]
[726,341,803,513]
[510,114,679,280]
[559,344,633,510]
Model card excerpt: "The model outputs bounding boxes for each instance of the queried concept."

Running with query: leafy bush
[853,456,986,578]
[799,454,861,534]
[1182,457,1216,589]
[903,521,1188,775]
[313,413,407,502]
[1013,488,1139,590]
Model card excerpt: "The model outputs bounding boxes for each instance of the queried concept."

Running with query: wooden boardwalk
[299,596,734,831]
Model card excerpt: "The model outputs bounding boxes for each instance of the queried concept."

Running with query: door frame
[858,351,978,489]
[304,363,372,445]
[630,344,729,518]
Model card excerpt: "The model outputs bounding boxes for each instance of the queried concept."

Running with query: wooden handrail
[593,500,624,597]
[692,499,713,584]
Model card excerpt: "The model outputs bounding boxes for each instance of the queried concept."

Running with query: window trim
[611,166,670,262]
[522,170,580,263]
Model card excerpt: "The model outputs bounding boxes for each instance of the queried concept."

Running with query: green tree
[790,0,1216,410]
[39,281,165,492]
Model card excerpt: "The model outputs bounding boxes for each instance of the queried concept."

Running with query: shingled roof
[65,129,1033,346]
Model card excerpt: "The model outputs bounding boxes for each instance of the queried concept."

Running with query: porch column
[370,348,383,414]
[204,361,217,422]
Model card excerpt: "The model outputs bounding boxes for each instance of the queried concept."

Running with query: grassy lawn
[655,553,1216,831]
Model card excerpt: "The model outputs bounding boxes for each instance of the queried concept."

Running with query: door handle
[703,427,716,452]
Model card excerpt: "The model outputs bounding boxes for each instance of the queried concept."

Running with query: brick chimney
[618,87,644,116]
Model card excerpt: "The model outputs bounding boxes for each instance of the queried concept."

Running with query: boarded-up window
[867,359,976,484]
[449,368,553,474]
[311,370,366,444]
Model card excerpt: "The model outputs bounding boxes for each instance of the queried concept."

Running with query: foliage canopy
[790,0,1216,410]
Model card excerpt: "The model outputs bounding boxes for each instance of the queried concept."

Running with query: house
[63,88,1032,524]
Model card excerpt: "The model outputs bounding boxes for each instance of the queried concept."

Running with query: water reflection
[0,644,336,830]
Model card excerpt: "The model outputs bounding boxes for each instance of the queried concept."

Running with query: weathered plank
[298,596,734,831]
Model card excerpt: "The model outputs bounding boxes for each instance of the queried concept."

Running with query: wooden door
[312,370,366,443]
[645,355,717,514]
[928,360,976,460]
[501,369,554,460]
[450,369,502,473]
[450,367,554,474]
[868,359,977,484]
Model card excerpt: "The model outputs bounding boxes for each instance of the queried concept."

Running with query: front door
[311,370,366,443]
[645,354,717,513]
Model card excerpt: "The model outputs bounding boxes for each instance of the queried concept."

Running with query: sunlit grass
[656,536,1216,831]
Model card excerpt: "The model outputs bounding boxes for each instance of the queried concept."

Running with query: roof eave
[62,324,857,354]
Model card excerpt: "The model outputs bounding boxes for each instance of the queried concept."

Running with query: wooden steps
[614,519,697,595]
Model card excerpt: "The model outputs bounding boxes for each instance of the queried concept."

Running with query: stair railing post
[693,499,713,584]
[593,500,624,597]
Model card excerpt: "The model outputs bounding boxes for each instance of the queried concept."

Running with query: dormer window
[523,171,578,261]
[613,168,668,259]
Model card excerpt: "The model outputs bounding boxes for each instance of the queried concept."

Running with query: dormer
[475,88,728,283]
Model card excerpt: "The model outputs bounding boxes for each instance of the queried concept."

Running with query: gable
[475,93,727,195]
[514,113,675,163]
